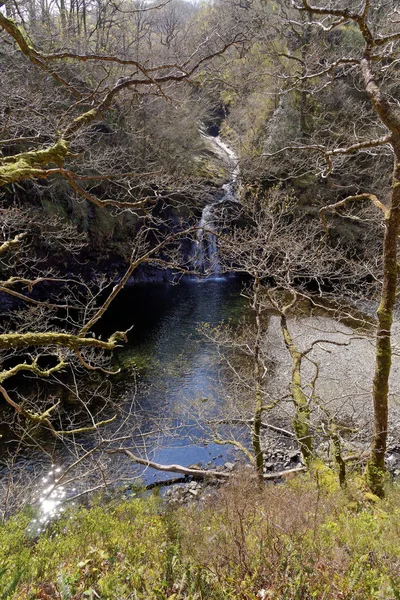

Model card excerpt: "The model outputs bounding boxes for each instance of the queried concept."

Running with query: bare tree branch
[109,448,231,479]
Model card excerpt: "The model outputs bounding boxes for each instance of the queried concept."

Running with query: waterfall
[194,131,240,275]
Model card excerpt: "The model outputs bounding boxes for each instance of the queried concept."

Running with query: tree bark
[361,49,400,496]
[252,278,265,479]
[366,152,400,496]
[280,313,313,466]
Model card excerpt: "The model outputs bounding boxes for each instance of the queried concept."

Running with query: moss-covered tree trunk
[360,41,400,496]
[295,0,400,499]
[366,152,400,496]
[252,278,264,479]
[280,313,313,466]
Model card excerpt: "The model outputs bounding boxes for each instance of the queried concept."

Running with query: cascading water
[194,131,240,274]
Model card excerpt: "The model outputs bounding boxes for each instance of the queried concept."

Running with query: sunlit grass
[2,472,400,598]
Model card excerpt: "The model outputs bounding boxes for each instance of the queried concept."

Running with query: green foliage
[0,568,23,600]
[178,475,400,599]
[3,477,400,598]
[0,497,176,599]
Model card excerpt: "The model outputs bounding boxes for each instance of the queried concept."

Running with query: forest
[1,0,400,597]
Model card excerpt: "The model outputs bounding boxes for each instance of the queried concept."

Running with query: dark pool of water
[99,274,247,480]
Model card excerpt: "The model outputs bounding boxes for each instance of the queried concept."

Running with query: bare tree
[188,190,374,483]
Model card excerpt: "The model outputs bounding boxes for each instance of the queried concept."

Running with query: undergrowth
[2,472,400,599]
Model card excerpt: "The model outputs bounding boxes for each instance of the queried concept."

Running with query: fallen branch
[145,477,188,490]
[109,448,230,479]
[208,418,295,438]
[263,466,307,480]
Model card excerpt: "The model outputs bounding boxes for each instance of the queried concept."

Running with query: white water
[194,130,240,274]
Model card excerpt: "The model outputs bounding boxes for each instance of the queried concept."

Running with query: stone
[189,481,201,490]
[224,462,235,471]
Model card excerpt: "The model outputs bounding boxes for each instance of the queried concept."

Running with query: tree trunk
[366,151,400,497]
[252,279,265,479]
[280,313,313,465]
[253,386,264,478]
[300,12,312,138]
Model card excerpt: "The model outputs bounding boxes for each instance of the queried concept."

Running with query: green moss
[365,461,389,499]
[71,108,97,129]
[193,156,227,184]
[310,459,341,493]
[0,139,69,186]
[364,492,381,503]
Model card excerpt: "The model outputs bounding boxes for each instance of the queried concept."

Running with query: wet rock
[224,462,235,471]
[188,462,203,470]
[263,462,274,471]
[288,450,300,459]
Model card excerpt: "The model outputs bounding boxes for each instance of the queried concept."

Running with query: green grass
[2,473,400,598]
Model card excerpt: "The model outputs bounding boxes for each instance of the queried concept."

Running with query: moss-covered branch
[0,233,26,256]
[55,415,117,435]
[213,438,255,463]
[0,382,116,434]
[0,330,127,351]
[0,13,82,96]
[0,140,69,186]
[0,359,67,384]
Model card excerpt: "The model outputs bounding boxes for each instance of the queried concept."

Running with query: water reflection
[28,466,68,532]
